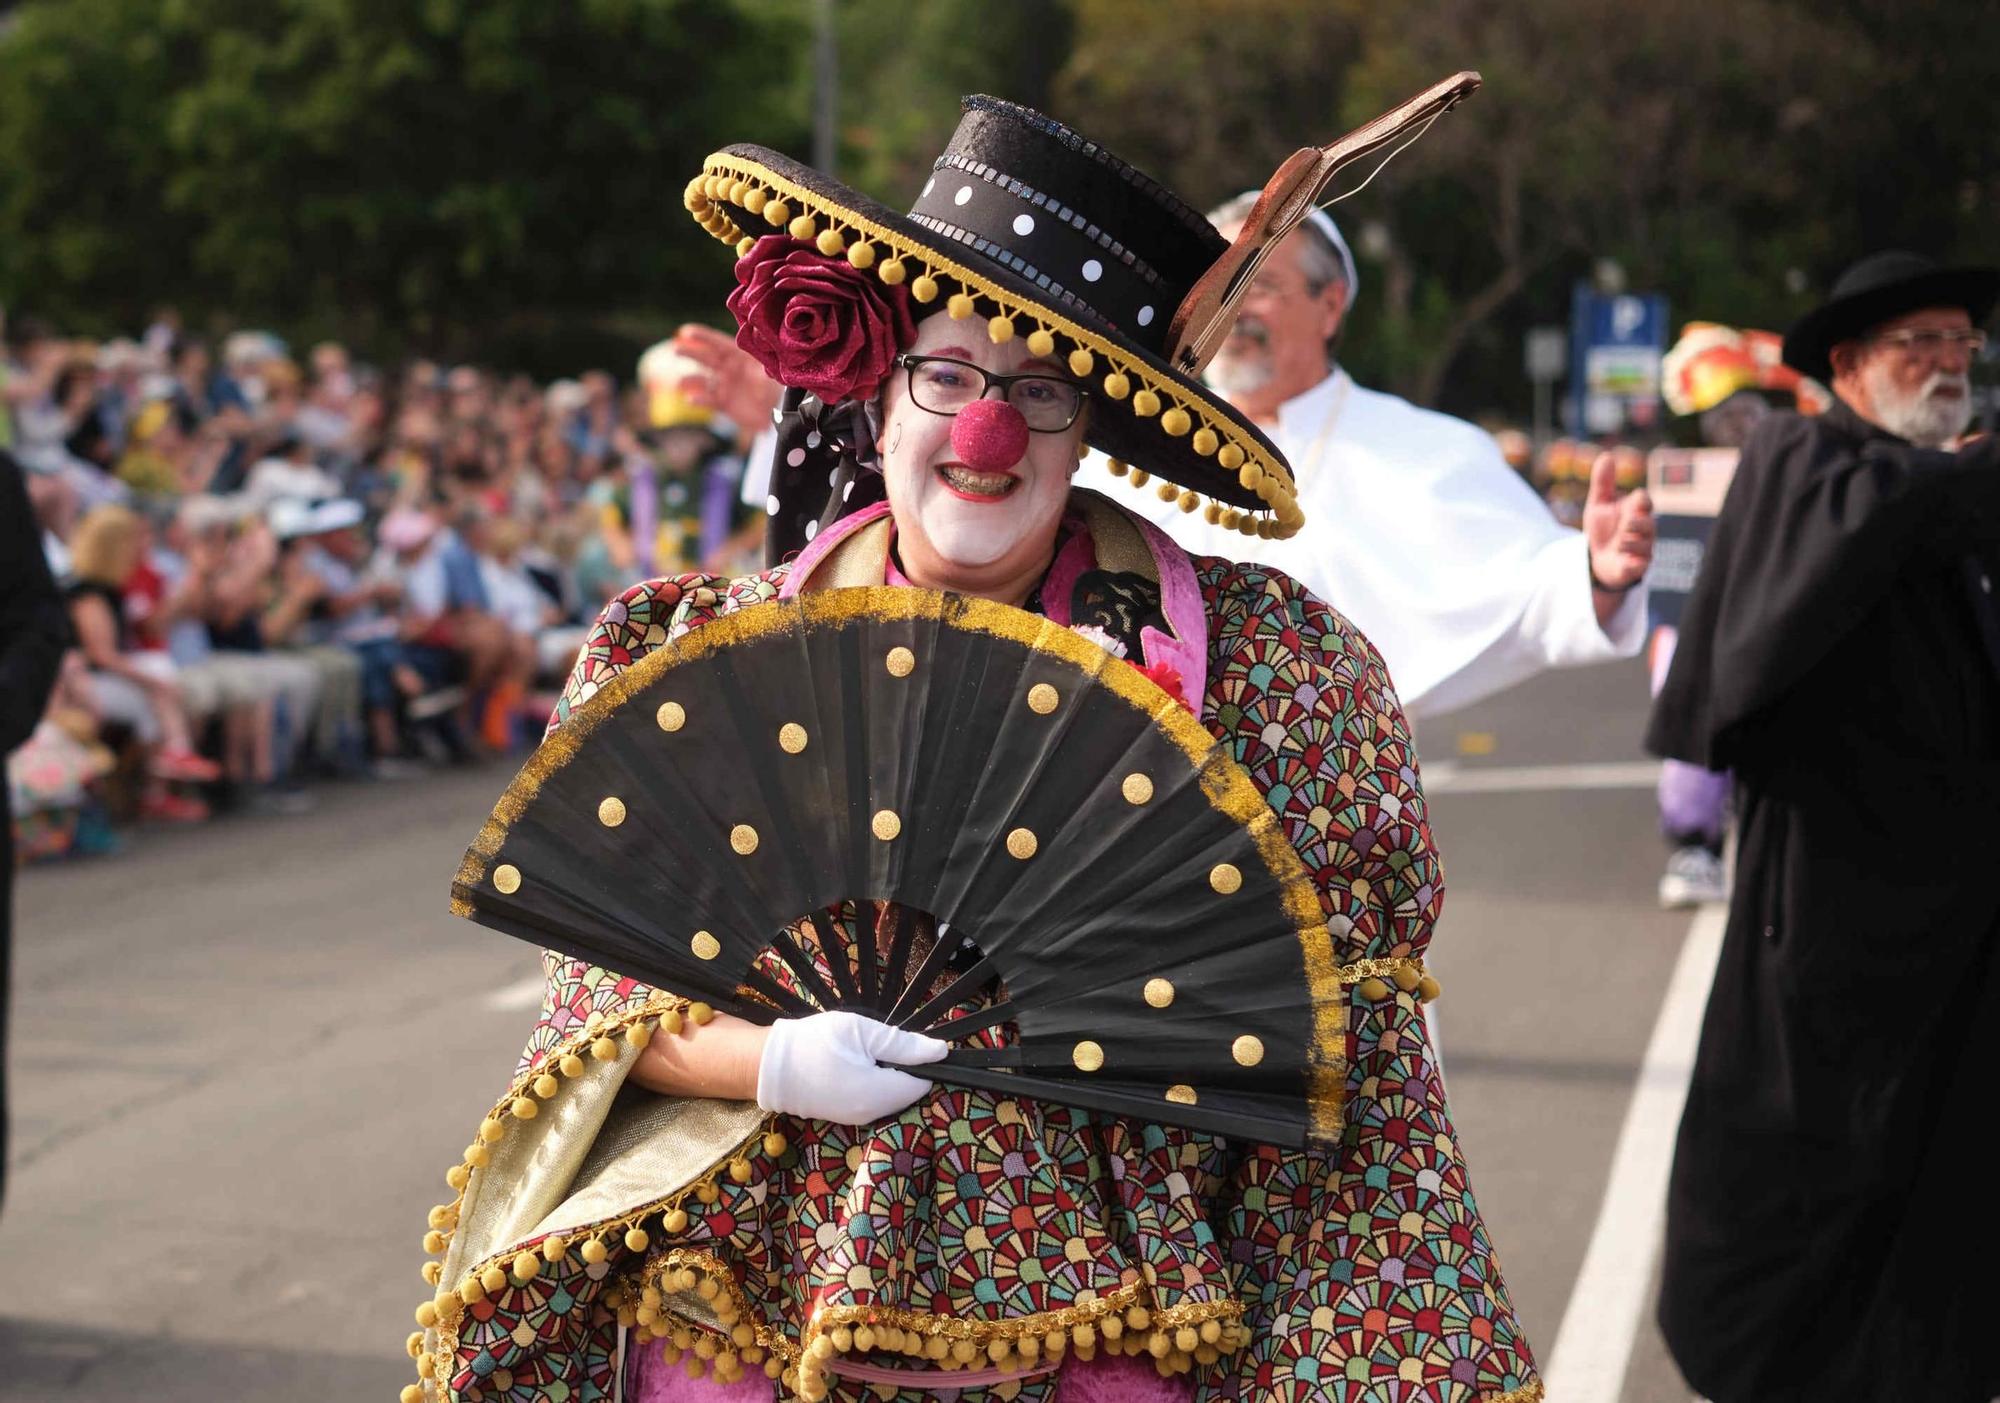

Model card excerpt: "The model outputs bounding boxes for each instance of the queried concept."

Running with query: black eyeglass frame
[893,353,1089,433]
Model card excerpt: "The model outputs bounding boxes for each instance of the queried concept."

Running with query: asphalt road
[2,654,1707,1402]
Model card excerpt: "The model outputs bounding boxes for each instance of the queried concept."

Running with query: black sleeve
[1648,417,2000,767]
[0,453,72,753]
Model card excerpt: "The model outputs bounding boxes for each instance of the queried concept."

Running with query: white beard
[1206,348,1273,397]
[1864,363,1974,447]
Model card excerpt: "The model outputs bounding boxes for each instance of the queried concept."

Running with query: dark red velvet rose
[726,234,917,404]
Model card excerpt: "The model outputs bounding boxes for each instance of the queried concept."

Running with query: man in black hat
[1647,251,2000,1401]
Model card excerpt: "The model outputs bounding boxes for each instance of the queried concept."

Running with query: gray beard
[1866,366,1974,447]
[1206,349,1273,397]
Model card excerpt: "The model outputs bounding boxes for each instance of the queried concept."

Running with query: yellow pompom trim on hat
[686,152,1303,537]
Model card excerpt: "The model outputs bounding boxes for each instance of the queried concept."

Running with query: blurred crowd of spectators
[5,312,766,861]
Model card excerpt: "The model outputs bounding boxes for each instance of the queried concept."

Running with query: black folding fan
[451,587,1347,1147]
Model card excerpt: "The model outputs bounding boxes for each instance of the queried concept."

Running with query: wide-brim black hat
[1782,250,1999,384]
[685,97,1303,542]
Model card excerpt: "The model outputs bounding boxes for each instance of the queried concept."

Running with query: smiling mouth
[936,463,1020,500]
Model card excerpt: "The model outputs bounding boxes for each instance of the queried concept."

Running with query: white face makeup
[879,311,1086,589]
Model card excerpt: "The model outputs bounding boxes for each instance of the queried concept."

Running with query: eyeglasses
[1869,328,1987,358]
[896,354,1087,432]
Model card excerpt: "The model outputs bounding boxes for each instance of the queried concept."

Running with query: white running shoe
[1658,845,1728,908]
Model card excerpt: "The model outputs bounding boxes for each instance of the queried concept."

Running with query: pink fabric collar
[777,495,1207,704]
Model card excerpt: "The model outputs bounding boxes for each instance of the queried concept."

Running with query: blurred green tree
[0,0,802,368]
[1,0,1991,406]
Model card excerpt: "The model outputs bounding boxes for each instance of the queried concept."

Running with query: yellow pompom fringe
[685,157,1304,542]
[404,992,767,1402]
[626,1247,1248,1403]
[400,960,1455,1401]
[1343,955,1443,1005]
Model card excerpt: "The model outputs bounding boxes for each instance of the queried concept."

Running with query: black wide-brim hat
[685,96,1303,541]
[1782,249,2000,384]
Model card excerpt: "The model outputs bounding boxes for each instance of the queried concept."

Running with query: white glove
[755,1011,950,1125]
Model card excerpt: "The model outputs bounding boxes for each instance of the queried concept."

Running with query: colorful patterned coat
[411,503,1539,1403]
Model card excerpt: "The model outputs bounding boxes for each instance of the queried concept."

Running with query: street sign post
[1569,287,1669,436]
[1525,325,1566,447]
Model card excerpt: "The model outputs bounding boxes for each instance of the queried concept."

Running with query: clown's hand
[755,1011,949,1125]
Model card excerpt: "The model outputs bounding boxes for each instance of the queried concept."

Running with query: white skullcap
[1223,192,1360,301]
[1301,208,1359,301]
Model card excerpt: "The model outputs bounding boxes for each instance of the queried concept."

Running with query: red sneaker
[152,748,223,783]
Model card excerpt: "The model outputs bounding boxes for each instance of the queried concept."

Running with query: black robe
[0,451,71,1212]
[1646,400,2000,1402]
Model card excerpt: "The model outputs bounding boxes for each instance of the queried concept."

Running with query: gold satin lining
[794,515,893,591]
[537,1086,767,1241]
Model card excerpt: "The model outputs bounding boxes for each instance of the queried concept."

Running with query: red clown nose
[949,398,1030,473]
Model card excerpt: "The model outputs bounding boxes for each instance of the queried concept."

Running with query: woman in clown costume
[407,96,1540,1403]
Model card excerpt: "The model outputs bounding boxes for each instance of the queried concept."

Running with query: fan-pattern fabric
[438,540,1538,1403]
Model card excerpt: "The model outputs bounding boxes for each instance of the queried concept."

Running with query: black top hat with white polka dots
[685,96,1303,544]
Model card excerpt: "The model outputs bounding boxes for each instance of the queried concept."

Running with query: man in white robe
[1088,198,1657,718]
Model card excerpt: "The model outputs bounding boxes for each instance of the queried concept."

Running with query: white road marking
[483,971,547,1012]
[1422,759,1662,794]
[1540,902,1728,1402]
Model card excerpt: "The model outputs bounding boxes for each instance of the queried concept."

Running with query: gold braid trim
[616,1244,1249,1403]
[403,995,781,1402]
[685,155,1303,542]
[1339,955,1442,1002]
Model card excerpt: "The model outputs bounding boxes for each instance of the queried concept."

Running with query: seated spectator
[378,505,519,754]
[187,505,339,776]
[150,497,316,811]
[62,504,219,820]
[8,652,119,861]
[257,498,368,770]
[278,497,423,770]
